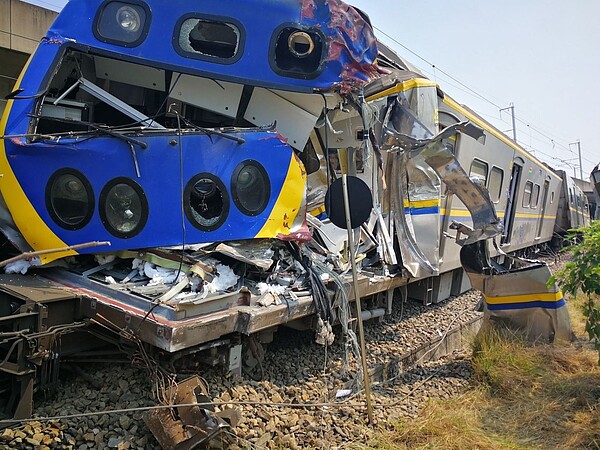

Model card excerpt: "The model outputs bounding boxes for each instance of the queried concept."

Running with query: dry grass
[372,320,600,450]
[374,391,523,450]
[566,292,590,338]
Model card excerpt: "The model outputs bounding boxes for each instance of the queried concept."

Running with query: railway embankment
[0,288,483,449]
[2,254,596,450]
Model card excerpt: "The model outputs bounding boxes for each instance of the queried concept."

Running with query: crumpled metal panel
[382,92,502,244]
[144,376,233,450]
[461,242,572,343]
[405,155,442,275]
[377,83,501,277]
[385,150,435,277]
[300,0,382,93]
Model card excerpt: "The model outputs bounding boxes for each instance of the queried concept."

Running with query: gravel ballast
[0,289,484,449]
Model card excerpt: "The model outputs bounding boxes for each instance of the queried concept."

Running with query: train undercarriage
[0,237,479,426]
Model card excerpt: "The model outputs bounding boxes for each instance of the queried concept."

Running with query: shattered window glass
[178,18,240,59]
[184,174,229,231]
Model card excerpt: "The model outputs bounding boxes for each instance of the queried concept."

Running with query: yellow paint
[310,205,326,217]
[366,78,438,102]
[484,291,563,305]
[404,199,440,209]
[439,208,555,220]
[0,54,76,263]
[256,153,306,238]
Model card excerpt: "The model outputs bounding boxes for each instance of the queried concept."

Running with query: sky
[24,0,600,179]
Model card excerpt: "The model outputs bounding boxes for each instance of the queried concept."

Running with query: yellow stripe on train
[366,78,437,102]
[403,199,441,209]
[0,53,77,263]
[256,152,306,238]
[484,291,563,305]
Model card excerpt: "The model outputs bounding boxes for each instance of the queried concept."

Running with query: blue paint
[487,299,566,311]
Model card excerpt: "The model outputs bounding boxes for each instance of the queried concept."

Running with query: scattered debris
[144,376,235,450]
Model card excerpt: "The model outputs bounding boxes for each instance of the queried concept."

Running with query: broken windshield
[33,49,259,138]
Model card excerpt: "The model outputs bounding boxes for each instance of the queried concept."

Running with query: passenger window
[550,191,554,203]
[569,188,574,204]
[438,111,460,154]
[488,166,504,202]
[469,159,488,185]
[177,16,242,62]
[531,184,540,208]
[523,181,533,207]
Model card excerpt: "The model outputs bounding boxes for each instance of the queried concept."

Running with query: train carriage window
[550,191,555,203]
[175,15,244,63]
[488,166,504,203]
[438,111,460,154]
[531,183,540,208]
[469,159,488,185]
[569,188,574,204]
[522,181,533,207]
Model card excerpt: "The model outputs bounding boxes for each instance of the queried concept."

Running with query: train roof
[47,0,381,93]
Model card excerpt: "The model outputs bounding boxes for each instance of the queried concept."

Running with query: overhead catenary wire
[373,26,597,174]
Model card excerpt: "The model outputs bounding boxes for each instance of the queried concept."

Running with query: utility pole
[570,140,583,179]
[500,103,517,143]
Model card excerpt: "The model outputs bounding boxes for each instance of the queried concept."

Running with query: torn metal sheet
[144,376,234,450]
[213,241,275,270]
[385,149,436,277]
[300,0,382,93]
[380,87,503,245]
[461,242,572,343]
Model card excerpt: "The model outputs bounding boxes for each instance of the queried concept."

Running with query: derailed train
[0,0,589,427]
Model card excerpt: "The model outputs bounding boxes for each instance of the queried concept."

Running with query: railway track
[0,289,482,449]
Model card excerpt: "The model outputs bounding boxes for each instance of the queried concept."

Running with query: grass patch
[372,327,600,449]
[374,391,523,450]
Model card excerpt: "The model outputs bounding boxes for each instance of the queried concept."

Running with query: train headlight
[184,174,229,231]
[116,6,141,32]
[100,178,148,238]
[231,161,270,216]
[95,1,150,47]
[46,169,94,230]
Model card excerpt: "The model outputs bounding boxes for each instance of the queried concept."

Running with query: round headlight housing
[231,161,270,216]
[116,6,141,32]
[46,169,94,230]
[100,178,148,238]
[184,173,229,231]
[95,1,149,47]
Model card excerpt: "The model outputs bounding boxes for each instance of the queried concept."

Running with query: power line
[373,26,597,173]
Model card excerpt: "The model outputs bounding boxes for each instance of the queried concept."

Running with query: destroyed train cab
[0,0,571,422]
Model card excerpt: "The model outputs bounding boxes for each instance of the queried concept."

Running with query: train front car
[0,0,379,263]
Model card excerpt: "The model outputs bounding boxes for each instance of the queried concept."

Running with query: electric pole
[500,104,517,143]
[570,140,583,179]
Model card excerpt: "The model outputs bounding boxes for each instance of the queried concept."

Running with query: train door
[536,178,550,238]
[501,159,523,244]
